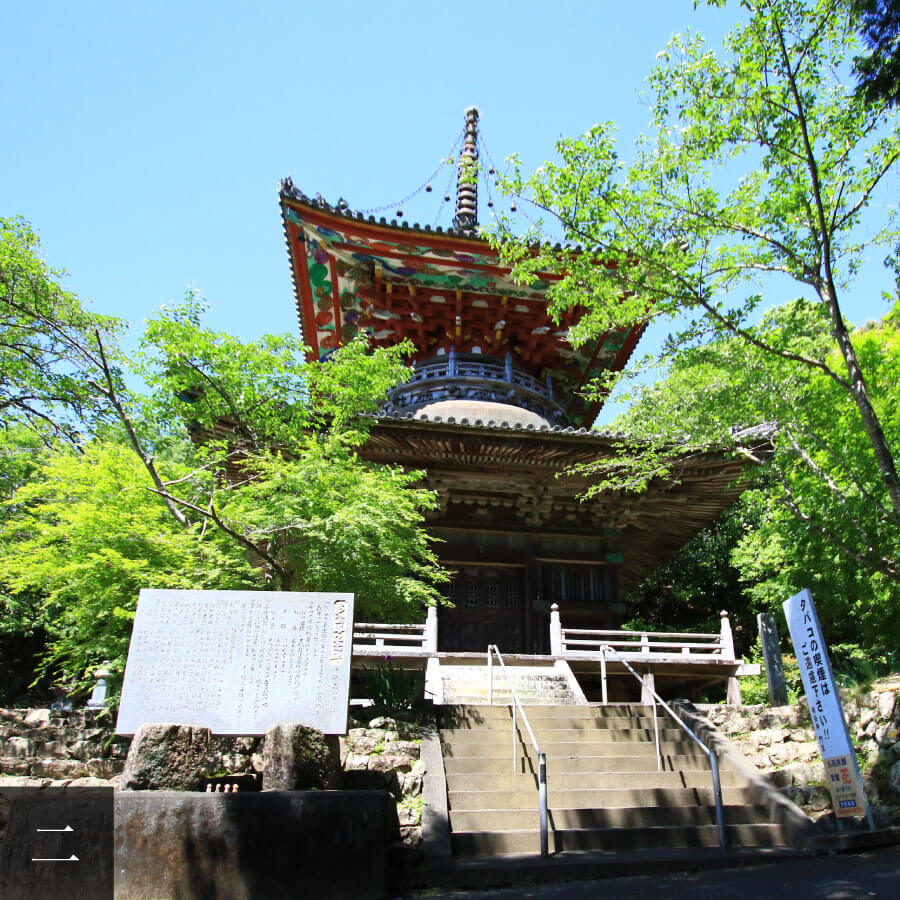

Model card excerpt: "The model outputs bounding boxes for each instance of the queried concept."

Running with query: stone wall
[697,676,900,825]
[341,714,430,848]
[1,707,429,849]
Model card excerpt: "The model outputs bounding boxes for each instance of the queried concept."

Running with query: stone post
[86,666,112,709]
[424,605,438,654]
[549,603,562,657]
[719,611,736,661]
[757,612,788,706]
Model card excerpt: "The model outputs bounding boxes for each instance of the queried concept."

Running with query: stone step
[441,726,692,744]
[451,822,790,857]
[443,753,714,775]
[447,785,753,811]
[439,715,663,731]
[440,739,711,759]
[445,770,738,793]
[440,704,654,720]
[449,804,776,832]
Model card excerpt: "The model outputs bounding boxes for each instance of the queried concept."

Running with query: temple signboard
[783,589,870,821]
[116,589,354,736]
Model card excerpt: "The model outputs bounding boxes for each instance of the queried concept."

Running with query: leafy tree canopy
[852,0,900,106]
[616,299,900,651]
[0,217,122,442]
[493,0,900,590]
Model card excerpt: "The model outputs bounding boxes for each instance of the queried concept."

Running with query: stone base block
[114,790,399,900]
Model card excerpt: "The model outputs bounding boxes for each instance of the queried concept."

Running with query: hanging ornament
[489,167,495,175]
[510,203,517,212]
[444,194,451,202]
[397,209,403,217]
[426,183,433,192]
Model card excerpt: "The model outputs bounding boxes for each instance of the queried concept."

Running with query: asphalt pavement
[404,847,900,899]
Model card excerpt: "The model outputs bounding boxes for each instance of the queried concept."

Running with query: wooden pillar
[641,670,656,705]
[719,610,736,660]
[726,675,742,707]
[549,603,562,657]
[424,605,438,653]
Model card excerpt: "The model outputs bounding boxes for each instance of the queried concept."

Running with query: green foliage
[0,217,122,441]
[493,0,900,600]
[0,440,257,690]
[136,295,447,609]
[852,0,900,106]
[358,658,427,716]
[0,286,448,691]
[615,301,900,653]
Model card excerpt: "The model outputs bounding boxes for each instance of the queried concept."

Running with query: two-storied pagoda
[280,108,754,655]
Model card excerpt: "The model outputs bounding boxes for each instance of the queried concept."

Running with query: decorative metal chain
[356,128,466,216]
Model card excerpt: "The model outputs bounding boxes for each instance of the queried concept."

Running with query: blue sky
[3,2,895,424]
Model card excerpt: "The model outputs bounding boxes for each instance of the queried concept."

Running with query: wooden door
[438,566,525,652]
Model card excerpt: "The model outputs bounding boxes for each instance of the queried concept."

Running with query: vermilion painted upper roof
[279,180,645,428]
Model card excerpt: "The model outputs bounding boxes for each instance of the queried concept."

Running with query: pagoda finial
[453,106,479,236]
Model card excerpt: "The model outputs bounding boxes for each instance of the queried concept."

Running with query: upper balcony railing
[381,349,566,425]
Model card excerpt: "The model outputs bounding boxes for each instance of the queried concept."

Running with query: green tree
[494,0,900,552]
[0,217,122,442]
[0,440,258,689]
[134,296,447,608]
[615,300,900,650]
[852,0,900,106]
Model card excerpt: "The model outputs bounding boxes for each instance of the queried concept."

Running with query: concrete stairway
[441,664,579,706]
[439,703,794,857]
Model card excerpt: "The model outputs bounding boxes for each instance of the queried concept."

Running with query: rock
[0,757,30,775]
[121,723,215,791]
[890,760,900,793]
[746,752,770,769]
[67,776,113,787]
[6,737,36,758]
[368,717,399,730]
[344,753,369,771]
[806,785,832,812]
[384,741,421,757]
[786,763,811,786]
[781,785,806,806]
[787,729,810,742]
[877,724,900,747]
[23,709,51,728]
[86,758,123,779]
[261,723,339,791]
[754,731,773,748]
[860,708,876,729]
[41,740,73,759]
[397,805,420,826]
[765,769,792,788]
[865,719,879,737]
[401,761,425,797]
[878,692,897,721]
[30,759,85,779]
[348,734,379,755]
[368,754,412,774]
[768,745,795,766]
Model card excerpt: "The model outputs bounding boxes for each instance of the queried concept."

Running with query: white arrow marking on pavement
[31,854,79,862]
[35,825,74,832]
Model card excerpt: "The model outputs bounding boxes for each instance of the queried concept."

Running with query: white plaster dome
[413,399,553,428]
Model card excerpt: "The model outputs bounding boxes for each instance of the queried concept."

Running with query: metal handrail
[600,644,727,849]
[486,644,549,857]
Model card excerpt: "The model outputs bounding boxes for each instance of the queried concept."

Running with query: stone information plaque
[116,590,354,736]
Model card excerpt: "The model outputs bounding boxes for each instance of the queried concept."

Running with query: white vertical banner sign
[782,589,871,823]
